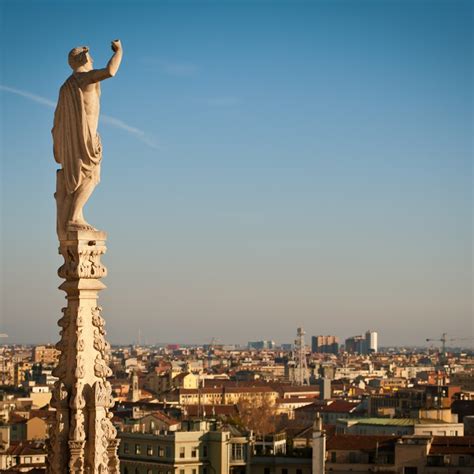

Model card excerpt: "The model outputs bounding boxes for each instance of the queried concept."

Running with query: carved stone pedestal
[48,230,119,474]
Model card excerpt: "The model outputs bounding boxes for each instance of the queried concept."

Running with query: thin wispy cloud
[141,57,199,77]
[0,85,56,108]
[0,84,159,149]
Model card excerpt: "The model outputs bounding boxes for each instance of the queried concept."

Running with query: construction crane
[426,333,473,365]
[426,333,473,355]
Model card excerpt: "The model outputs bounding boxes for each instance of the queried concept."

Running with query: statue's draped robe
[52,74,102,194]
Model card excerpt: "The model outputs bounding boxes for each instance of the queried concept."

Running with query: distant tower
[295,327,309,386]
[319,377,332,401]
[128,371,140,402]
[365,330,378,354]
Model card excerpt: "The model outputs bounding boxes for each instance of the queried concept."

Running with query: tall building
[344,335,366,354]
[366,330,378,353]
[311,335,339,354]
[32,345,60,365]
[248,340,275,350]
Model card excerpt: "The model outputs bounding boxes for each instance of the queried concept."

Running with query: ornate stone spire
[48,230,119,473]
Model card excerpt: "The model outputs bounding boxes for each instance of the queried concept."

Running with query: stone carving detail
[52,361,67,379]
[51,381,69,409]
[68,440,86,474]
[58,244,108,280]
[107,439,120,473]
[94,354,112,378]
[92,306,106,330]
[49,40,122,473]
[70,384,86,410]
[93,380,114,409]
[48,405,69,473]
[94,328,111,355]
[75,356,85,379]
[101,417,117,441]
[76,328,85,351]
[49,235,120,473]
[58,307,71,331]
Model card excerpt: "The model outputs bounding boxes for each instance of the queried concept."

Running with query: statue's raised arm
[76,40,123,85]
[52,40,123,240]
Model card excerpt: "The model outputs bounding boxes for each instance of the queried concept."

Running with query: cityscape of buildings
[0,327,472,473]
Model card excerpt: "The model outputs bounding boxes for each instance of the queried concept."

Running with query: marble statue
[53,40,123,239]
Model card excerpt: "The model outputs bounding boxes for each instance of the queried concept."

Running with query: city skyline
[0,0,472,346]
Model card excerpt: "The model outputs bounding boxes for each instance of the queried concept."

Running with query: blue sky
[0,0,472,346]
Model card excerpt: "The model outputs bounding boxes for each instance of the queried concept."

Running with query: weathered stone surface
[49,41,122,473]
[53,41,123,240]
[48,232,120,474]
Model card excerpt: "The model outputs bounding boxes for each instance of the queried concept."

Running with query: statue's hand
[111,39,122,52]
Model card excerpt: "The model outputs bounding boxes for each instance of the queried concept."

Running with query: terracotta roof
[180,388,222,394]
[276,397,316,404]
[9,413,27,424]
[146,411,180,426]
[185,404,238,416]
[7,441,47,456]
[173,372,191,382]
[225,386,275,394]
[319,400,360,413]
[429,436,474,455]
[296,400,359,414]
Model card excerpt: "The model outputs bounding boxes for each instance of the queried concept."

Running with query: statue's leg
[55,170,71,240]
[68,175,97,229]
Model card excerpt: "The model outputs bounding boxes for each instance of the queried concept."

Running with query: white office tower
[366,330,378,353]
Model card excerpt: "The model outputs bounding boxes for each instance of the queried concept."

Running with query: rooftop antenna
[295,327,309,386]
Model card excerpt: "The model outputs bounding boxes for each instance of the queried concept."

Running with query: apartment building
[119,420,249,474]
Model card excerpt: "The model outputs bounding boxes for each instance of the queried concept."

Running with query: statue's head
[68,46,93,71]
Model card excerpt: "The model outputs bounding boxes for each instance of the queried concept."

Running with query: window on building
[404,468,418,474]
[331,452,336,462]
[191,447,197,458]
[203,468,207,474]
[147,445,153,456]
[203,446,208,457]
[147,470,153,474]
[124,443,129,454]
[459,456,466,466]
[179,470,185,474]
[166,447,171,458]
[296,470,303,474]
[179,447,185,458]
[281,469,288,474]
[192,469,197,474]
[124,468,129,474]
[158,446,165,457]
[135,444,141,455]
[231,444,243,460]
[264,469,271,474]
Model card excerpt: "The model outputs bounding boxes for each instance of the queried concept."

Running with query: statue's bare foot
[67,219,98,232]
